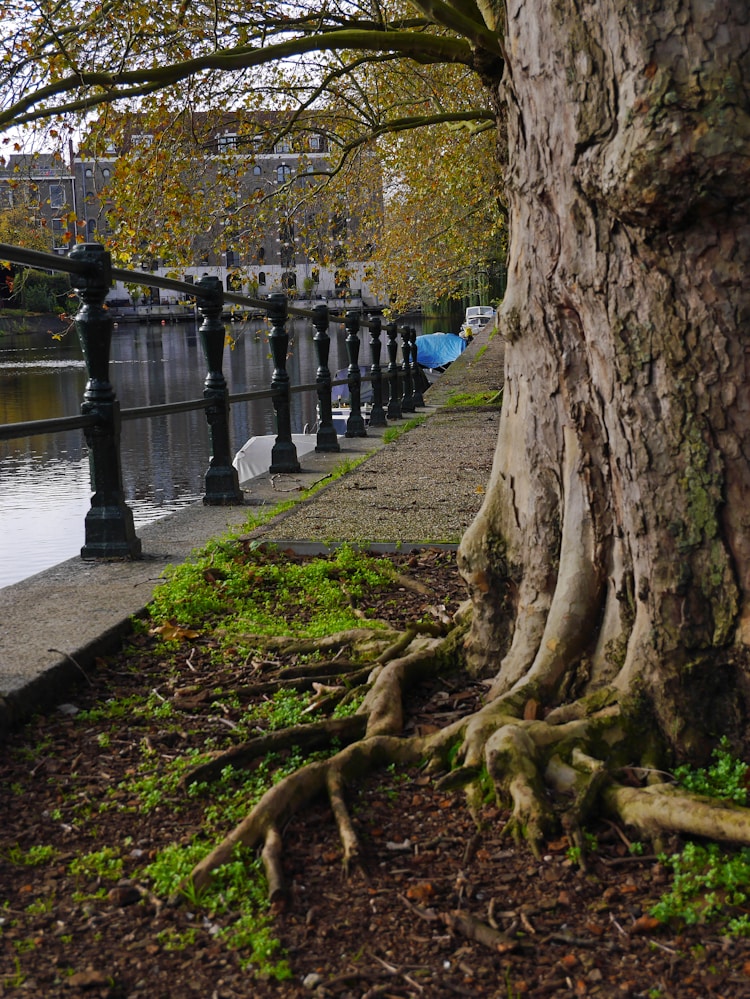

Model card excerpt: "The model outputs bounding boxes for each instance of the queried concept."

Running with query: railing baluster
[70,242,142,560]
[267,292,301,472]
[196,276,243,504]
[312,303,340,452]
[345,309,367,437]
[400,325,415,414]
[410,327,425,408]
[385,321,402,420]
[368,314,387,427]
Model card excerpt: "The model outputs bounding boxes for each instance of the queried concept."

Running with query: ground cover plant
[3,542,750,997]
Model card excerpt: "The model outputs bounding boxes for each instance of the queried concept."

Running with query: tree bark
[460,0,750,758]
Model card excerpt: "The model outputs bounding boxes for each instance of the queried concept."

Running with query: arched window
[258,271,266,286]
[252,165,262,175]
[276,164,292,184]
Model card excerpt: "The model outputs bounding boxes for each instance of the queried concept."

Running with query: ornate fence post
[385,321,402,420]
[400,325,415,413]
[312,302,340,452]
[196,276,243,504]
[344,309,367,437]
[70,242,142,560]
[410,326,425,407]
[368,313,387,427]
[267,292,301,472]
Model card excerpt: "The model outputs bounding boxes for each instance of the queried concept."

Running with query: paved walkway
[0,323,504,736]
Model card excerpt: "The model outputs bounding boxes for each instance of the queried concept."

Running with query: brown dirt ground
[2,550,750,999]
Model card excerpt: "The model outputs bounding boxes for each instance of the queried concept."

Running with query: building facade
[1,116,384,311]
[74,114,384,310]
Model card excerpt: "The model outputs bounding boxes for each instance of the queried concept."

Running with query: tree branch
[0,29,476,131]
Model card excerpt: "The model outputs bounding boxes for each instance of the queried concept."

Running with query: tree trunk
[460,0,750,759]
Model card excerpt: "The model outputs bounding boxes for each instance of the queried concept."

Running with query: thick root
[485,723,555,858]
[224,627,400,655]
[261,825,285,906]
[604,783,750,846]
[327,768,361,875]
[180,715,367,788]
[359,636,446,736]
[180,735,424,899]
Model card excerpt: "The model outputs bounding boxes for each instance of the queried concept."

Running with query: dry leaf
[149,621,200,641]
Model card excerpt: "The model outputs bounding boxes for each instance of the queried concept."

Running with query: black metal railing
[0,242,424,560]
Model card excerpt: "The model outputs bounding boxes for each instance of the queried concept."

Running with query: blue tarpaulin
[415,333,467,370]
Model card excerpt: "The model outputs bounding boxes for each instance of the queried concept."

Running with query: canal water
[1,315,359,589]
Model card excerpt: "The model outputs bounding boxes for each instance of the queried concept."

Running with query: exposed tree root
[180,715,368,788]
[327,768,361,875]
[172,613,750,909]
[225,628,401,655]
[602,784,750,845]
[179,734,424,899]
[261,824,285,907]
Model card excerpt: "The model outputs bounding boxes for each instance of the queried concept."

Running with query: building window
[226,249,238,266]
[283,271,297,290]
[102,168,111,180]
[217,133,238,153]
[276,164,292,184]
[84,167,93,178]
[51,218,65,249]
[49,184,65,209]
[256,246,265,264]
[309,135,322,151]
[87,218,96,235]
[274,138,291,154]
[258,271,266,286]
[227,272,242,291]
[252,165,262,175]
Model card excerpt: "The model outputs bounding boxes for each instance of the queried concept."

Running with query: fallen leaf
[406,882,434,902]
[149,621,200,641]
[630,915,662,935]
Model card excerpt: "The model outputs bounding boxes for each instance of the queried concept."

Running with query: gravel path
[251,321,506,546]
[252,407,500,544]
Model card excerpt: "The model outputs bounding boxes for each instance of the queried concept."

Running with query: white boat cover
[232,434,319,484]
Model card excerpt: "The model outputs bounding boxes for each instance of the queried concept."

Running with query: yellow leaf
[148,621,200,641]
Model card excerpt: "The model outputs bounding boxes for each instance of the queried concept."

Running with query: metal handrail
[0,241,417,560]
